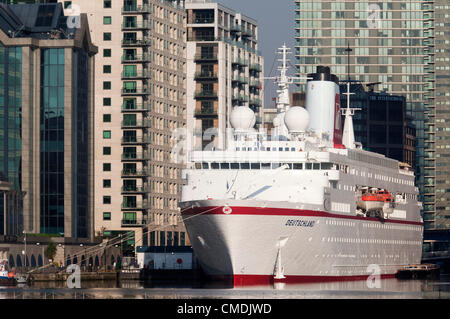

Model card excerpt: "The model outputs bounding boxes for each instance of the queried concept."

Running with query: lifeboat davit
[357,189,394,215]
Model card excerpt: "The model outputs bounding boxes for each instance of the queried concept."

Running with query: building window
[103,81,111,90]
[103,114,111,122]
[103,163,111,171]
[103,98,111,106]
[104,0,111,8]
[103,33,112,41]
[103,147,111,155]
[103,130,111,139]
[103,196,111,204]
[103,49,111,57]
[103,65,111,73]
[103,212,111,221]
[103,16,112,25]
[103,179,111,188]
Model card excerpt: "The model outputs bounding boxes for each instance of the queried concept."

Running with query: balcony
[121,169,150,177]
[121,219,147,227]
[121,201,150,210]
[232,75,246,84]
[250,98,262,107]
[122,21,151,30]
[232,57,248,66]
[241,28,253,37]
[121,136,151,145]
[192,17,214,24]
[121,186,149,194]
[193,54,218,62]
[194,90,217,99]
[122,54,150,63]
[230,23,242,33]
[232,94,248,103]
[249,80,261,89]
[122,103,150,112]
[194,108,217,118]
[249,64,262,72]
[194,72,218,81]
[122,38,151,47]
[121,87,150,96]
[121,70,150,79]
[122,5,151,14]
[121,152,150,161]
[122,119,150,128]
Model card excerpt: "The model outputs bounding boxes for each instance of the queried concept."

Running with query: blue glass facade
[74,49,89,238]
[40,48,65,234]
[0,44,22,191]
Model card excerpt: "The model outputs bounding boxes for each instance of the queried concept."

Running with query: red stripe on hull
[182,205,423,226]
[232,273,397,287]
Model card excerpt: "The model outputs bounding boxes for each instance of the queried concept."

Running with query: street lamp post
[23,230,26,271]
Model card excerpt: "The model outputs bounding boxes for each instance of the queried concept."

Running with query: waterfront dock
[30,271,118,282]
[395,264,440,280]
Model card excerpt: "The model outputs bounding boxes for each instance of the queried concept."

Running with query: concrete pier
[30,271,118,282]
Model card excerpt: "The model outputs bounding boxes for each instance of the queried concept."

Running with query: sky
[219,0,295,107]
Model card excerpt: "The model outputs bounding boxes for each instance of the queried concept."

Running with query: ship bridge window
[251,163,260,169]
[271,163,281,169]
[261,163,271,169]
[285,147,289,151]
[306,163,312,169]
[285,163,292,169]
[211,163,220,169]
[266,147,270,151]
[195,163,201,169]
[220,163,230,169]
[272,147,276,151]
[279,147,283,151]
[202,162,209,169]
[236,147,240,151]
[240,163,250,169]
[231,163,239,169]
[291,147,295,151]
[260,147,265,151]
[321,163,333,170]
[313,163,320,170]
[293,163,303,169]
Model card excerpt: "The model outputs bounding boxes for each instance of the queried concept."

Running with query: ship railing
[398,169,414,176]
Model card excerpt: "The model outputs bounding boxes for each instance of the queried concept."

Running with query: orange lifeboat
[361,190,392,202]
[357,188,394,217]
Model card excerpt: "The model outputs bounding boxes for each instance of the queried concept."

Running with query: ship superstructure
[179,45,423,286]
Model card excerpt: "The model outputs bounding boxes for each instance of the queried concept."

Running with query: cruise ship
[179,45,423,287]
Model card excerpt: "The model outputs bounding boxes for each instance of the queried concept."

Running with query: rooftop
[0,3,75,39]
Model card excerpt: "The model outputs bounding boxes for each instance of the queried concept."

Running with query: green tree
[45,242,57,261]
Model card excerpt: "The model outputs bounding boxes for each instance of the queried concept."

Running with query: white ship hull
[181,200,423,286]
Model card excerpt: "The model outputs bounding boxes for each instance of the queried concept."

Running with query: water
[1,275,450,299]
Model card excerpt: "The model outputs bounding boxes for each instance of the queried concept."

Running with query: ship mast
[265,44,309,113]
[341,43,360,149]
[264,44,310,137]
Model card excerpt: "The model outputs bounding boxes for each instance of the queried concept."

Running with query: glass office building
[0,3,97,239]
[295,0,436,228]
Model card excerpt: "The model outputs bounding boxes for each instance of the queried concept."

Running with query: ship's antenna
[263,43,311,113]
[341,43,361,149]
[345,42,352,82]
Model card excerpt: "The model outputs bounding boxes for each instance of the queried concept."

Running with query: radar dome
[230,106,256,131]
[284,106,310,133]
